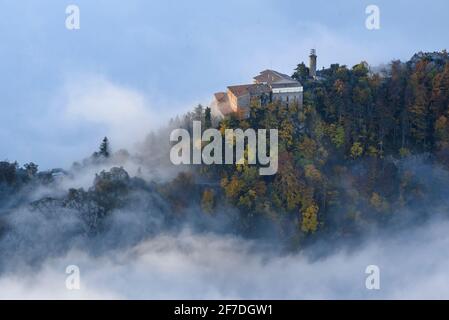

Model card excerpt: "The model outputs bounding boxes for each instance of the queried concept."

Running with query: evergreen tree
[194,104,204,124]
[205,107,212,129]
[292,62,309,82]
[99,137,110,158]
[24,162,38,177]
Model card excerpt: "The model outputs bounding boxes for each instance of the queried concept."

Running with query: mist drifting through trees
[1,51,449,298]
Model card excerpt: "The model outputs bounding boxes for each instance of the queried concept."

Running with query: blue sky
[1,0,449,169]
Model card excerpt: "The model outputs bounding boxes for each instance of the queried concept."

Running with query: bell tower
[309,49,317,78]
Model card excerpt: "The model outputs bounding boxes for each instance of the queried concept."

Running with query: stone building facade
[213,69,303,118]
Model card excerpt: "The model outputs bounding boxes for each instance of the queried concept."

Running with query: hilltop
[1,51,449,251]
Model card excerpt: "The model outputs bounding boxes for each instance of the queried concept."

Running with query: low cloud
[2,221,449,299]
[63,75,154,152]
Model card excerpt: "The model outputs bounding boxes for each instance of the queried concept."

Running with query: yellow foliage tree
[222,175,244,201]
[201,189,215,213]
[350,142,364,159]
[301,203,319,233]
[370,192,388,212]
[304,164,322,183]
[298,137,317,160]
[399,147,411,158]
[435,115,449,144]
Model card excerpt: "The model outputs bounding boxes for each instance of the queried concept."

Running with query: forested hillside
[2,51,449,250]
[196,50,449,242]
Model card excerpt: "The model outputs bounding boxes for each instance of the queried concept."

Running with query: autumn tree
[201,189,215,213]
[407,60,431,150]
[301,203,319,233]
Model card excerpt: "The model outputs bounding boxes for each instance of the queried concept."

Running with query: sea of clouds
[1,74,449,300]
[1,219,449,299]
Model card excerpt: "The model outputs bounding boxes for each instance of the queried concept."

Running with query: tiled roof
[227,84,252,97]
[227,83,271,97]
[214,92,227,102]
[248,83,271,95]
[253,69,301,86]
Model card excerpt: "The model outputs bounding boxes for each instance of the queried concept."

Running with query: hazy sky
[1,0,448,169]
